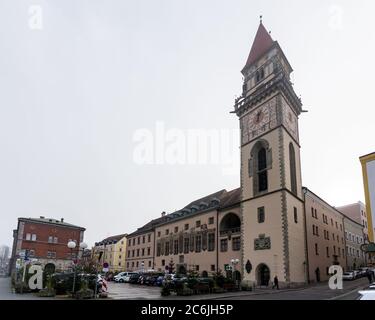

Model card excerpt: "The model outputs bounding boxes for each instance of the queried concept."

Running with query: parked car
[359,267,368,276]
[367,283,375,290]
[342,272,355,281]
[353,270,361,279]
[115,272,138,283]
[357,290,375,300]
[128,273,141,284]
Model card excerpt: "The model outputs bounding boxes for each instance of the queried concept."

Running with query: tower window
[258,147,268,192]
[289,143,297,194]
[256,67,265,83]
[249,139,271,196]
[294,207,298,223]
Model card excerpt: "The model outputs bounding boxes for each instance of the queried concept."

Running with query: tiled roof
[219,187,241,208]
[127,188,241,236]
[243,22,274,71]
[18,217,85,230]
[96,233,127,246]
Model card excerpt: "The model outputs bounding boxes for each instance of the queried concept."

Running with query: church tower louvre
[233,19,307,287]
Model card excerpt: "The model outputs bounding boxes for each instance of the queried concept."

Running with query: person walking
[367,270,373,284]
[272,276,279,290]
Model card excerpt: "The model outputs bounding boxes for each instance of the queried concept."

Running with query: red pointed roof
[243,22,274,71]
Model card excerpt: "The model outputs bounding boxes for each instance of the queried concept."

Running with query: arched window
[258,148,268,192]
[289,143,297,194]
[249,140,272,196]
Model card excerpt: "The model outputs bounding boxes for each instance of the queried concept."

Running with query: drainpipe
[216,209,219,273]
[302,188,310,284]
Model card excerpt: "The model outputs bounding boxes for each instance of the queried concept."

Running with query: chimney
[61,218,64,223]
[161,211,166,217]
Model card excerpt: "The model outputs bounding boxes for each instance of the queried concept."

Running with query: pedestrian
[367,271,373,284]
[272,276,279,290]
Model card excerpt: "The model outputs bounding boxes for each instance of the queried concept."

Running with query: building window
[119,248,122,252]
[174,240,179,255]
[326,247,330,258]
[132,238,135,245]
[128,250,130,257]
[195,235,202,252]
[148,261,152,267]
[311,208,314,217]
[128,239,131,246]
[258,207,265,223]
[289,143,297,194]
[315,243,319,255]
[147,247,150,255]
[47,251,56,259]
[184,224,189,231]
[136,261,139,268]
[220,239,228,252]
[258,148,268,192]
[165,229,169,236]
[157,232,161,237]
[161,259,165,266]
[132,249,135,257]
[142,236,145,243]
[196,221,201,228]
[208,217,214,225]
[31,234,37,241]
[232,237,241,251]
[256,67,265,83]
[184,238,189,254]
[208,233,215,251]
[148,234,151,242]
[142,248,145,256]
[196,265,200,272]
[211,265,215,271]
[314,209,317,219]
[165,242,170,255]
[119,255,122,260]
[157,243,161,257]
[137,237,140,245]
[48,236,53,243]
[294,207,298,223]
[174,226,178,233]
[137,249,139,257]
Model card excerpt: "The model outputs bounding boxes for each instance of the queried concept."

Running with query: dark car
[128,273,141,284]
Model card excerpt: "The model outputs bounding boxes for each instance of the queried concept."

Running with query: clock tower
[233,20,306,287]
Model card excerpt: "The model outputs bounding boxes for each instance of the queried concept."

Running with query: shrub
[161,285,171,296]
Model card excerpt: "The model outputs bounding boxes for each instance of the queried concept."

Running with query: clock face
[241,98,277,144]
[282,102,298,141]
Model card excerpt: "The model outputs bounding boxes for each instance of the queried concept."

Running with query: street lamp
[231,259,240,289]
[67,241,77,295]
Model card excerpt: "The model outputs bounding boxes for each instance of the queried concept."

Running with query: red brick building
[10,216,85,273]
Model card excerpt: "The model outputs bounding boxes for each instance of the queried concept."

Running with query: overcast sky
[0,0,374,249]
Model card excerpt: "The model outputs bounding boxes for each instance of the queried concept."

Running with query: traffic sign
[102,267,109,273]
[103,262,109,268]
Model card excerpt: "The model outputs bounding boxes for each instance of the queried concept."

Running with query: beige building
[125,20,370,287]
[304,189,346,282]
[93,234,127,272]
[337,202,369,241]
[343,216,366,270]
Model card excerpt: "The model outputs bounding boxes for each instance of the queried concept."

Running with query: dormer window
[191,205,199,213]
[199,202,208,210]
[210,198,220,207]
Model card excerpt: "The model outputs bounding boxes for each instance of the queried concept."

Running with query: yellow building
[94,234,127,272]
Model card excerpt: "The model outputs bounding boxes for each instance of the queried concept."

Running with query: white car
[357,290,375,300]
[115,272,138,283]
[342,272,355,281]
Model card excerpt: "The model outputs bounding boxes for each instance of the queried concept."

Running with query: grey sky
[0,0,374,248]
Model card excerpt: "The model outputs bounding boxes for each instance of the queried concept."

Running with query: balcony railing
[220,227,241,236]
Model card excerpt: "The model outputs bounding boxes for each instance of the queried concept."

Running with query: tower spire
[242,20,274,72]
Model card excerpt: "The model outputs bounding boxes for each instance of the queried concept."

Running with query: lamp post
[231,259,240,289]
[67,241,77,295]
